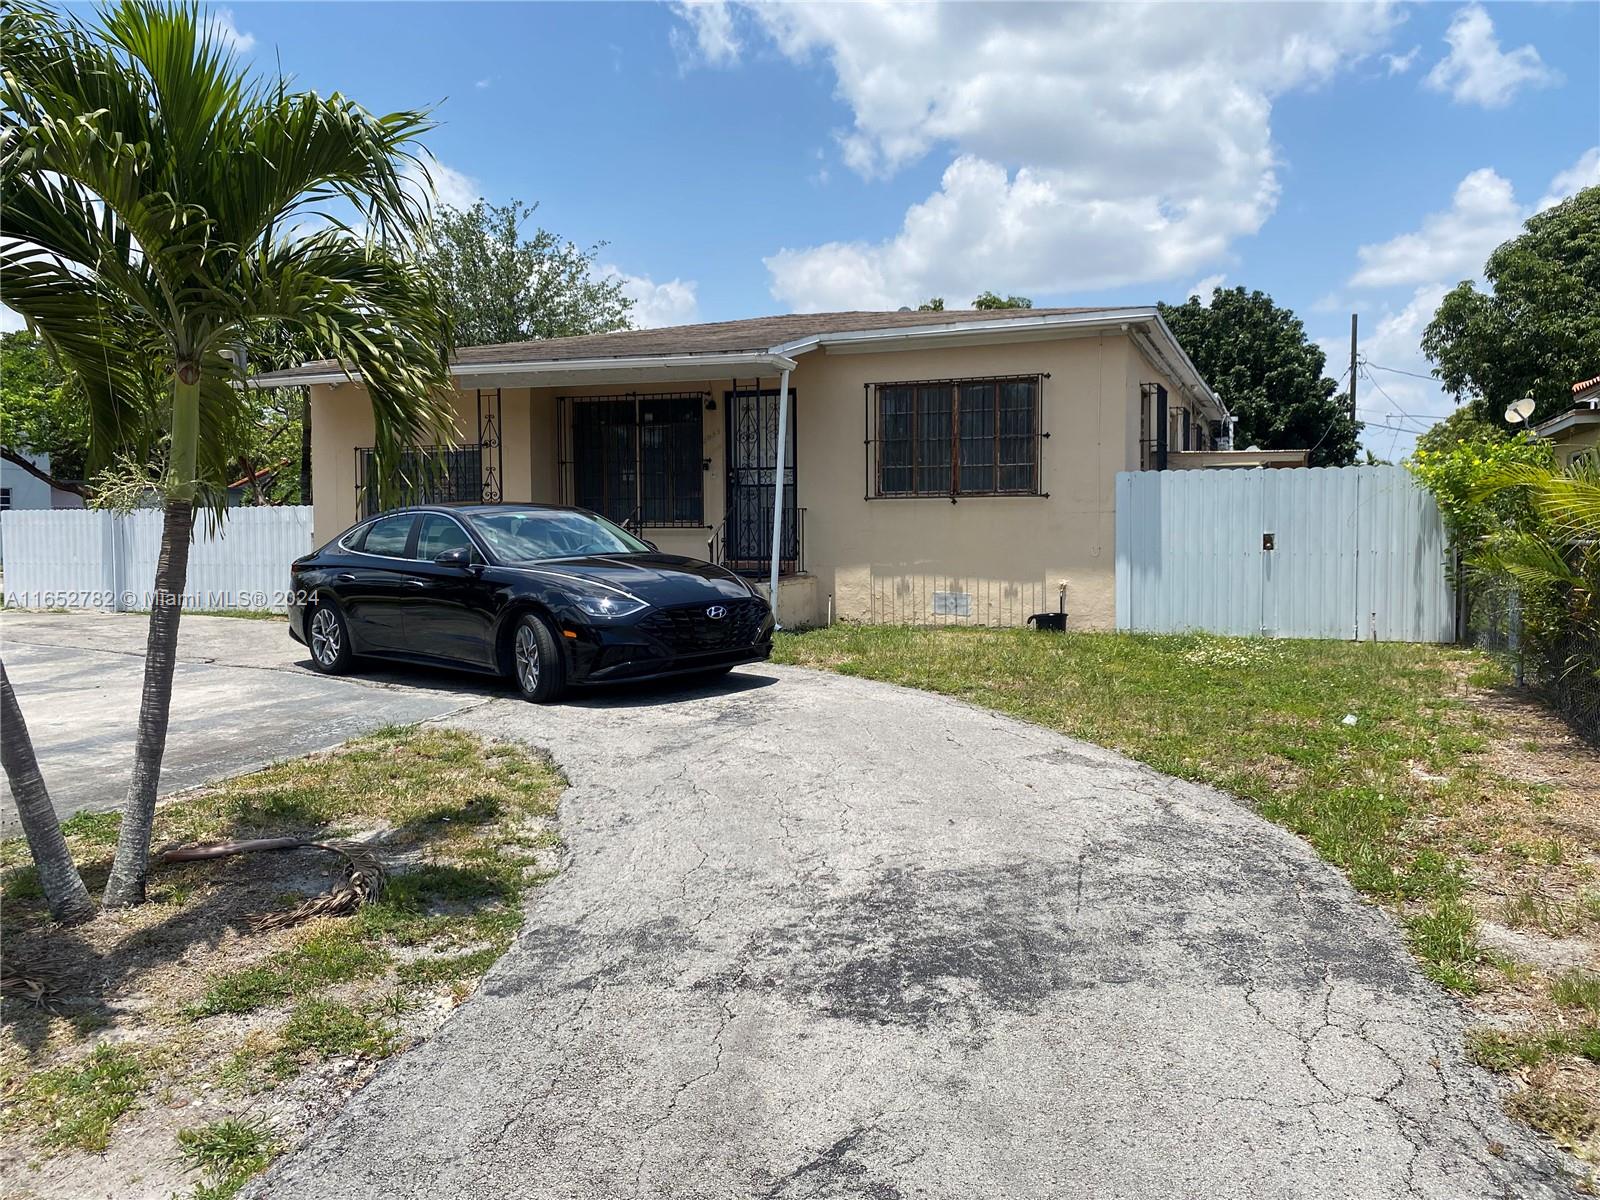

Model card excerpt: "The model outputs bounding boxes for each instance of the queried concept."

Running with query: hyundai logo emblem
[705,604,728,620]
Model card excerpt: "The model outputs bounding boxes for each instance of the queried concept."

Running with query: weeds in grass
[175,1115,277,1199]
[1552,970,1600,1017]
[277,1000,394,1060]
[189,932,391,1017]
[59,809,121,845]
[1509,1085,1599,1151]
[1408,895,1483,994]
[2,1044,146,1151]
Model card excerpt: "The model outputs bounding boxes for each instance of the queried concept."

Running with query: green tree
[916,297,945,312]
[973,291,1032,310]
[2,1,456,911]
[1413,404,1506,458]
[1158,287,1360,467]
[0,330,89,482]
[420,198,633,345]
[1423,187,1600,427]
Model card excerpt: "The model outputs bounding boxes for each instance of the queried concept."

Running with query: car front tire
[511,613,567,703]
[307,599,355,675]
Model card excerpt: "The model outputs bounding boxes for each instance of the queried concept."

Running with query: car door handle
[336,573,355,583]
[404,579,429,588]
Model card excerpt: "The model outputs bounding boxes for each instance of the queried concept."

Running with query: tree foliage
[1158,287,1360,467]
[0,330,87,479]
[1413,404,1506,459]
[419,199,633,346]
[1422,186,1600,427]
[972,291,1032,310]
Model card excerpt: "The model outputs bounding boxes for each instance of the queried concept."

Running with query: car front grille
[637,598,768,655]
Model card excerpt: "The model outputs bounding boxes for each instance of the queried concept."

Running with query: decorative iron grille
[866,374,1045,499]
[557,393,705,528]
[725,387,798,567]
[355,445,485,517]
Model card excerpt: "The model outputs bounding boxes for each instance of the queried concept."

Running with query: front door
[725,387,797,572]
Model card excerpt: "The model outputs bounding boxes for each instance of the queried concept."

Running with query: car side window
[361,514,415,558]
[416,514,474,561]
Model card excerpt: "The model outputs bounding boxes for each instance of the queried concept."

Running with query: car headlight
[571,592,649,619]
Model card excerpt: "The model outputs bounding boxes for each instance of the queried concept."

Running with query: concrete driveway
[0,611,474,829]
[248,664,1575,1195]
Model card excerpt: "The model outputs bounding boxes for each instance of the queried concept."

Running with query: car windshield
[467,509,652,563]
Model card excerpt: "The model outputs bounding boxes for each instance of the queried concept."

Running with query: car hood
[503,554,758,607]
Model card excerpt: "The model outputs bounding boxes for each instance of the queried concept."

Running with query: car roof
[379,503,593,517]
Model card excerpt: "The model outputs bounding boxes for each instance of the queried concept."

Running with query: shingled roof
[254,307,1123,383]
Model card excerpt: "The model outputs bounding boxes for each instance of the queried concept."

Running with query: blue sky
[28,2,1600,456]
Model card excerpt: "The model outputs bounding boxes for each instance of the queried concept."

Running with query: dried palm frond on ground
[154,837,388,931]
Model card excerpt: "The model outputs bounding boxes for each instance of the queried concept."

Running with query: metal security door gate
[725,386,798,572]
[1114,464,1454,642]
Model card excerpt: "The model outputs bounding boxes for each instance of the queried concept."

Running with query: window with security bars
[568,393,704,527]
[873,376,1040,497]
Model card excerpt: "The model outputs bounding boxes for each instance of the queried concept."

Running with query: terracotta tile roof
[260,307,1126,382]
[1572,374,1600,394]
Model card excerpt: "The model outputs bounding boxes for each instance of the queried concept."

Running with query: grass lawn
[775,625,1600,1164]
[0,727,563,1199]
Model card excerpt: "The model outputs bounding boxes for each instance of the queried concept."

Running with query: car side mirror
[434,546,479,571]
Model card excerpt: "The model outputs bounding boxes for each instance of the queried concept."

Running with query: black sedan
[288,504,774,702]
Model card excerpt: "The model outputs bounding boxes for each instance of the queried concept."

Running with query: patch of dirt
[1452,677,1600,1171]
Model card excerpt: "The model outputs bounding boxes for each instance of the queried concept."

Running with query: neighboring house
[0,450,86,565]
[254,307,1281,628]
[1534,375,1600,468]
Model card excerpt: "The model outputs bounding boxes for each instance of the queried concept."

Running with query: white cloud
[1537,146,1600,212]
[0,305,25,334]
[675,3,1401,311]
[1351,148,1598,289]
[602,267,699,329]
[1382,46,1420,76]
[1423,4,1560,109]
[210,8,255,54]
[401,156,481,214]
[671,0,741,69]
[1349,167,1522,288]
[1187,274,1227,305]
[475,77,493,90]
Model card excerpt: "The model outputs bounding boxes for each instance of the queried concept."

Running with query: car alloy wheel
[514,621,541,693]
[310,606,342,667]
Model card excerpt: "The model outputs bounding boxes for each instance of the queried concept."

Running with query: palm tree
[0,661,96,924]
[1,1,456,908]
[1472,456,1600,718]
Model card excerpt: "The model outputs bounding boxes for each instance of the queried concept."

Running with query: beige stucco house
[256,307,1242,629]
[1535,374,1600,468]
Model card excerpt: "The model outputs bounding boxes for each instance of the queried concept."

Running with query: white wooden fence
[0,506,314,612]
[1115,465,1454,642]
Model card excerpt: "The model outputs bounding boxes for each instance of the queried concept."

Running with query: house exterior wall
[1548,420,1599,468]
[306,328,1213,629]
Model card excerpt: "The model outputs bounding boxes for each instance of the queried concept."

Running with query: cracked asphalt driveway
[259,663,1577,1198]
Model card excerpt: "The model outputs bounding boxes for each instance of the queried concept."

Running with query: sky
[15,1,1600,458]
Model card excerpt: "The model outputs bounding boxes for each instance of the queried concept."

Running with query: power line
[1361,359,1439,384]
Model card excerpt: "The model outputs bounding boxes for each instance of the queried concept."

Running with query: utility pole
[1348,313,1358,423]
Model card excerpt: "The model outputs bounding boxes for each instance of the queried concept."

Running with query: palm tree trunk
[0,660,95,924]
[102,496,194,907]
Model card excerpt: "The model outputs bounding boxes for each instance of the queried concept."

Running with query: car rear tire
[511,613,567,703]
[307,599,355,675]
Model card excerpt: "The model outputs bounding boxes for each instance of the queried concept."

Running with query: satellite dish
[1505,396,1536,424]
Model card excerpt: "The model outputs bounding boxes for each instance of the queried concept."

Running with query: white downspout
[768,367,791,628]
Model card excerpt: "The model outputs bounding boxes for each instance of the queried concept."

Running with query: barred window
[874,376,1039,497]
[569,394,704,527]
